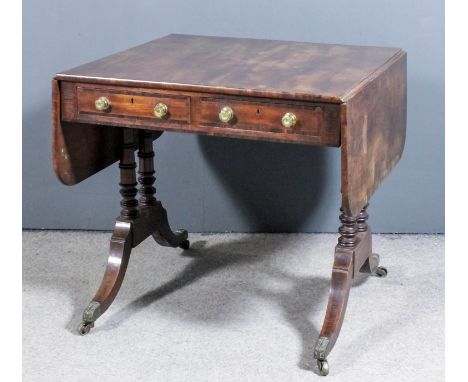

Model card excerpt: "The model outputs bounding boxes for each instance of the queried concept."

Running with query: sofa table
[52,34,406,376]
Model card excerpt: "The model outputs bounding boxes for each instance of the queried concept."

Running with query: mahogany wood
[52,80,123,185]
[55,34,401,103]
[53,34,406,217]
[315,205,378,365]
[341,52,407,216]
[59,81,341,150]
[135,130,189,248]
[337,208,359,248]
[357,203,369,232]
[76,84,191,124]
[119,129,139,220]
[53,35,405,374]
[199,96,340,145]
[137,130,157,207]
[81,220,133,329]
[79,128,190,334]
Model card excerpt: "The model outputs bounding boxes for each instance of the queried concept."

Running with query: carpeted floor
[22,231,444,382]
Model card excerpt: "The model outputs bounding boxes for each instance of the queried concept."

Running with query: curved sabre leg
[78,221,132,335]
[77,128,192,335]
[314,209,358,376]
[314,246,354,376]
[78,128,138,335]
[152,202,189,249]
[314,204,387,376]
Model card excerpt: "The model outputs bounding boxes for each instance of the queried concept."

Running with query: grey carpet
[23,232,444,381]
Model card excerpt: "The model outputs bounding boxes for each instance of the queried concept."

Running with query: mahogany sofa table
[52,34,406,376]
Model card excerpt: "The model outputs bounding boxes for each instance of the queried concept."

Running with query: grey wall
[23,0,444,233]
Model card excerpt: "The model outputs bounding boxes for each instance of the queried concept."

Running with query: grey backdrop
[23,0,444,233]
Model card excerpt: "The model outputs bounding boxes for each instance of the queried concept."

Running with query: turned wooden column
[337,207,358,248]
[119,129,139,220]
[137,130,157,207]
[356,203,369,232]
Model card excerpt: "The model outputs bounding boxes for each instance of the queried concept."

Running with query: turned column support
[357,203,369,232]
[337,208,359,248]
[119,129,139,220]
[138,130,157,207]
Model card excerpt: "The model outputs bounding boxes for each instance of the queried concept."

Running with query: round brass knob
[95,96,110,111]
[153,103,168,118]
[281,112,297,128]
[219,106,234,123]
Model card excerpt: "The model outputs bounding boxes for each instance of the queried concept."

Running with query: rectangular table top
[53,34,406,218]
[56,34,402,104]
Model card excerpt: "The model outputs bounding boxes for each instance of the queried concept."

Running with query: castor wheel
[179,240,190,250]
[373,266,388,278]
[78,321,94,335]
[317,359,329,376]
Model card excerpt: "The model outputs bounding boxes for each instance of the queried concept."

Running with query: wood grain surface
[56,34,401,103]
[53,34,407,217]
[52,79,123,185]
[58,81,341,148]
[341,51,407,216]
[53,35,407,367]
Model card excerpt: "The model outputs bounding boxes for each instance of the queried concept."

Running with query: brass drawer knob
[219,106,234,123]
[95,96,110,111]
[281,112,297,128]
[153,102,168,118]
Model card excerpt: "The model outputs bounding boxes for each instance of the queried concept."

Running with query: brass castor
[317,359,329,376]
[179,240,190,250]
[78,321,94,335]
[373,266,388,278]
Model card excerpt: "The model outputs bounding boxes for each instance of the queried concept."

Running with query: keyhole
[130,98,134,104]
[256,108,260,115]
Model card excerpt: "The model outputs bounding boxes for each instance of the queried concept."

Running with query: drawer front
[75,85,190,124]
[199,97,340,141]
[60,82,340,146]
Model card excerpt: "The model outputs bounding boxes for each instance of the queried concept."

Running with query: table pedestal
[77,128,189,335]
[314,204,387,376]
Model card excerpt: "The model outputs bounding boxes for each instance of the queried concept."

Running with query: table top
[53,34,407,217]
[56,34,402,103]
